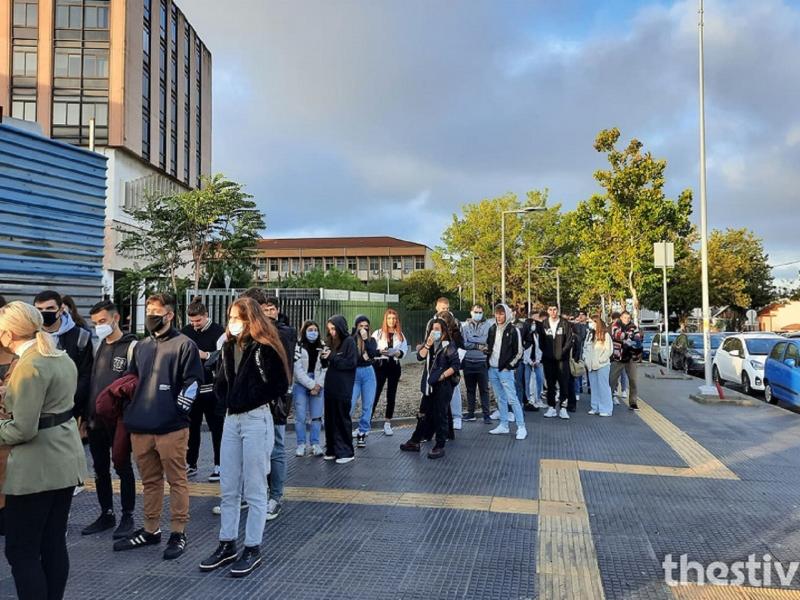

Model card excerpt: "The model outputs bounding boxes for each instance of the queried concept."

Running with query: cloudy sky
[182,0,800,282]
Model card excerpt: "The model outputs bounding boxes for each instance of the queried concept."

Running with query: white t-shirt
[489,325,503,368]
[548,318,560,337]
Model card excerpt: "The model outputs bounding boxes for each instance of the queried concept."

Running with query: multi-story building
[1,0,211,318]
[253,237,434,285]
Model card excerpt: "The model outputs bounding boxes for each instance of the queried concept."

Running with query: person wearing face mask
[181,299,226,482]
[113,293,203,561]
[292,321,326,457]
[350,315,379,449]
[486,304,527,440]
[583,315,614,417]
[461,304,493,424]
[400,319,461,459]
[321,316,358,464]
[80,300,138,539]
[32,290,93,428]
[0,301,87,600]
[371,309,408,436]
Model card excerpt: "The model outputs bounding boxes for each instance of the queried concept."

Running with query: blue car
[764,340,800,406]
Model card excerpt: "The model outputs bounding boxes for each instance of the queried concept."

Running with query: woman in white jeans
[583,314,614,417]
[199,297,290,578]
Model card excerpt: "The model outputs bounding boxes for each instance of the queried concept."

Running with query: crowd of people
[0,287,644,597]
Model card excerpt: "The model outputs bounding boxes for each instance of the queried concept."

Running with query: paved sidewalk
[1,364,800,599]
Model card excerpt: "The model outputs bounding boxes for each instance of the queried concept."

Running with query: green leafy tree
[277,268,365,291]
[575,128,693,322]
[400,270,449,310]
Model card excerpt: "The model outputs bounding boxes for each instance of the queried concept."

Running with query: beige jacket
[583,332,613,372]
[0,346,87,495]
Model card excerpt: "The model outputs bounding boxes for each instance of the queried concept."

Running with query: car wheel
[741,372,752,396]
[712,365,722,385]
[765,383,778,405]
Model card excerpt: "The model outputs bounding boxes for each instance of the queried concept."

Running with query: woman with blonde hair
[371,308,408,436]
[583,314,614,417]
[0,301,87,600]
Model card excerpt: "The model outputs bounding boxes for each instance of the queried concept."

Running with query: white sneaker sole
[335,457,355,464]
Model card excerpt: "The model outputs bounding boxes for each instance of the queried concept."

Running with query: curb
[689,393,760,407]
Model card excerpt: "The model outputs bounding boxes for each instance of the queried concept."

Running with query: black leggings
[187,391,223,468]
[5,486,74,600]
[372,361,402,420]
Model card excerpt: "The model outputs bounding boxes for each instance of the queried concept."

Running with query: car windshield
[745,338,782,355]
[643,333,655,344]
[686,334,725,350]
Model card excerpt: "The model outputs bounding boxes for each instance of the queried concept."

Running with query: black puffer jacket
[214,340,289,415]
[322,315,358,400]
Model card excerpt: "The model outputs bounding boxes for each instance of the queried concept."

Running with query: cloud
[182,0,800,279]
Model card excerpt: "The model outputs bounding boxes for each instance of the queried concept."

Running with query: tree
[117,174,264,297]
[400,270,449,310]
[574,128,693,322]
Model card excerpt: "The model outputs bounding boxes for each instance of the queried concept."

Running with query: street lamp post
[501,206,546,302]
[471,255,476,306]
[698,0,714,393]
[556,267,561,315]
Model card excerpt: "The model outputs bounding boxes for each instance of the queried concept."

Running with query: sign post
[654,242,675,369]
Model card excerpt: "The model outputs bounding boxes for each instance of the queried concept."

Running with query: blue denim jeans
[488,367,525,428]
[293,381,323,446]
[351,366,377,434]
[268,424,285,502]
[514,362,531,404]
[588,366,613,415]
[574,374,584,395]
[532,363,545,402]
[220,405,274,547]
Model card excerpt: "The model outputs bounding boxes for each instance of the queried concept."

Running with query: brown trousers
[131,428,190,534]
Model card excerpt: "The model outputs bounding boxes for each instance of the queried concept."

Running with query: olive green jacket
[0,346,88,495]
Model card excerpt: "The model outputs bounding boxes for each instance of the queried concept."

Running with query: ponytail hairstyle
[0,301,65,357]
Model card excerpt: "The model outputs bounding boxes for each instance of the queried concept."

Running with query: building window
[13,1,38,27]
[392,257,402,271]
[314,258,323,270]
[415,256,425,270]
[403,257,414,272]
[323,257,334,271]
[159,0,166,35]
[11,95,36,121]
[290,258,300,273]
[358,257,368,271]
[53,100,81,125]
[54,49,81,77]
[55,1,82,29]
[12,49,37,76]
[347,257,357,271]
[381,257,391,271]
[82,50,109,78]
[81,102,108,126]
[336,257,346,270]
[303,258,313,272]
[83,3,109,29]
[269,258,278,272]
[280,258,289,272]
[369,257,379,271]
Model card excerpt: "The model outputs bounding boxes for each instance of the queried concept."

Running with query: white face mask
[95,324,114,340]
[588,321,596,330]
[228,322,244,337]
[471,312,483,321]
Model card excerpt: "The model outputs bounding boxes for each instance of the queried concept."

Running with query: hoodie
[485,304,523,371]
[322,315,358,400]
[461,316,494,370]
[352,314,379,367]
[51,311,94,419]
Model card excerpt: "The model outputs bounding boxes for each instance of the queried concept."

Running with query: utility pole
[471,255,476,306]
[527,257,531,316]
[556,268,561,315]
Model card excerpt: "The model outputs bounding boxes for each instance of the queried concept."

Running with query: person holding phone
[350,316,379,449]
[321,316,358,464]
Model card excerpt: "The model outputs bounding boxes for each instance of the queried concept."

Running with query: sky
[182,0,800,283]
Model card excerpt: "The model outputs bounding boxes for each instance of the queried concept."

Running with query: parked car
[764,340,800,406]
[650,332,675,365]
[642,332,656,362]
[670,333,728,375]
[712,333,784,395]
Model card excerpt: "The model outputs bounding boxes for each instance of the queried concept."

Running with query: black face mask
[0,363,10,381]
[146,315,166,335]
[41,311,59,328]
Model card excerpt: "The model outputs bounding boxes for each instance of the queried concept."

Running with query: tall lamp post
[697,0,714,393]
[501,206,546,302]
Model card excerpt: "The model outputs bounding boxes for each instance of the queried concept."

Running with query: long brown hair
[592,314,609,343]
[380,308,404,341]
[229,298,290,380]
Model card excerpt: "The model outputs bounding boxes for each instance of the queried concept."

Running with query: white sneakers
[295,445,306,457]
[352,429,370,438]
[383,421,393,436]
[599,413,612,417]
[559,408,570,420]
[489,425,510,435]
[588,409,598,415]
[311,444,324,456]
[489,424,527,440]
[543,407,558,418]
[489,409,515,422]
[335,456,355,465]
[453,417,463,430]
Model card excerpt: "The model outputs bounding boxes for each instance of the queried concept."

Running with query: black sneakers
[113,512,135,540]
[199,541,238,572]
[356,433,366,448]
[163,532,188,560]
[113,528,161,552]
[400,440,421,452]
[230,546,262,578]
[82,511,116,536]
[427,447,445,460]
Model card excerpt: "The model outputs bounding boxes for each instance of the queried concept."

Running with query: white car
[712,333,785,395]
[649,332,674,366]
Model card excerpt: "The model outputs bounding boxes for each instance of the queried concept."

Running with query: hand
[199,350,210,360]
[311,384,322,395]
[77,417,88,440]
[426,334,435,347]
[359,328,369,340]
[320,348,331,359]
